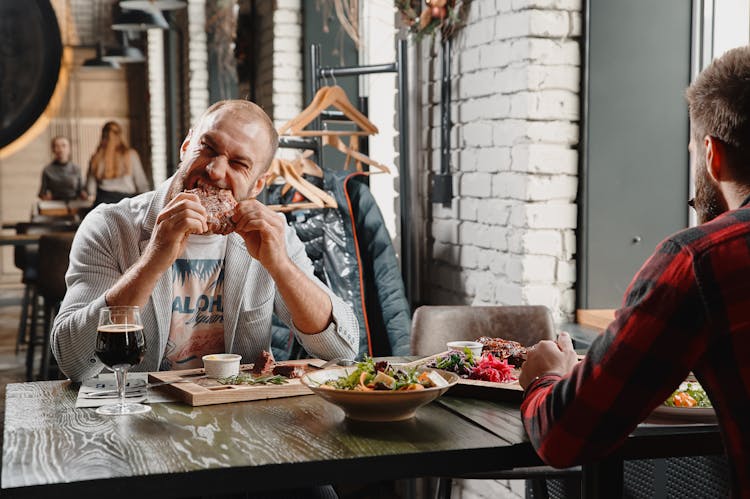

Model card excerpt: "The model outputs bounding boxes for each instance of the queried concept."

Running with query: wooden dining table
[1,376,725,499]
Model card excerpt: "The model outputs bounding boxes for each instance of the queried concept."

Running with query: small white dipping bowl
[202,353,242,378]
[446,340,483,358]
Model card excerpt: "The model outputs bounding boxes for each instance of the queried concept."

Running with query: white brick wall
[147,29,167,184]
[271,1,303,125]
[360,0,399,243]
[188,0,209,124]
[254,0,304,126]
[421,2,581,322]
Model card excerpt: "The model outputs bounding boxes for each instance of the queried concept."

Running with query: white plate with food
[301,359,459,422]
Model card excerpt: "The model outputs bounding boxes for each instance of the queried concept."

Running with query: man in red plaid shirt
[519,46,750,495]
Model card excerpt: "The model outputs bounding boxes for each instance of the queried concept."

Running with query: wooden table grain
[2,380,727,499]
[1,381,537,498]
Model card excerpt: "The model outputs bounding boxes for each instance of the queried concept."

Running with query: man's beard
[694,158,728,224]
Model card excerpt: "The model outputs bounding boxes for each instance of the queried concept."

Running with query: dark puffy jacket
[268,171,411,359]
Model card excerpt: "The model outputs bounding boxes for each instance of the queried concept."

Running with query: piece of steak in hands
[476,336,528,367]
[185,185,237,235]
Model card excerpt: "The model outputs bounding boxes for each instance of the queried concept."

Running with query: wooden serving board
[148,359,319,407]
[446,369,524,402]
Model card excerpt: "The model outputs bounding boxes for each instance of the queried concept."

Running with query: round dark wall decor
[0,0,63,149]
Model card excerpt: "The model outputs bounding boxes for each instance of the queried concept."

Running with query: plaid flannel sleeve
[521,238,710,468]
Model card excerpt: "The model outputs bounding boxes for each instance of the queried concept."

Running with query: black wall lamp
[82,43,121,69]
[112,8,169,31]
[103,33,145,63]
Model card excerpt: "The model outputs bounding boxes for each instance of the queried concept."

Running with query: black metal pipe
[319,63,398,78]
[320,110,347,121]
[358,96,370,179]
[164,11,180,177]
[397,38,412,306]
[310,44,321,130]
[357,96,369,157]
[432,37,453,207]
[440,38,451,176]
[577,0,591,309]
[278,137,320,152]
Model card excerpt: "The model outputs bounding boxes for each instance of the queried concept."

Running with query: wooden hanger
[322,135,391,174]
[266,158,337,212]
[299,150,324,178]
[277,87,331,136]
[277,85,379,137]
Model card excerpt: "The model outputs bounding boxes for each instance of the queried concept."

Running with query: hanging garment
[265,171,410,359]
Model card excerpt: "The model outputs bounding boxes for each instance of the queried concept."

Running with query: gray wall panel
[583,0,691,308]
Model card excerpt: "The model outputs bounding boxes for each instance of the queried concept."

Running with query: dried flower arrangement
[395,0,468,40]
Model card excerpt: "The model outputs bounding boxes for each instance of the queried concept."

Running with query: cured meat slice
[185,185,237,235]
[476,336,528,367]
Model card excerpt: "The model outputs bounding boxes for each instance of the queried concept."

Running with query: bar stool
[27,232,74,381]
[14,223,40,354]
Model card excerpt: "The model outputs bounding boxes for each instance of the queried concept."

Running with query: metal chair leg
[529,478,549,499]
[15,284,32,354]
[435,478,452,499]
[39,301,53,381]
[25,288,40,381]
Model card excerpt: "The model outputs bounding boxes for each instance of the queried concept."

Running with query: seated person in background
[86,121,150,207]
[38,136,88,201]
[52,100,358,381]
[520,46,750,495]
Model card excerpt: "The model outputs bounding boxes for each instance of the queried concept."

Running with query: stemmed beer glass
[94,306,150,415]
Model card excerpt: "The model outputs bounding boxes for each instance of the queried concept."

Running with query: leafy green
[430,347,476,376]
[664,381,712,408]
[323,356,425,391]
[218,374,289,385]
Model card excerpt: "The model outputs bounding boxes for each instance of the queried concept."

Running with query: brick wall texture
[421,0,581,322]
[256,0,304,126]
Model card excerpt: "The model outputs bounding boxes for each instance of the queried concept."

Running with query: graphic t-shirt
[160,234,228,370]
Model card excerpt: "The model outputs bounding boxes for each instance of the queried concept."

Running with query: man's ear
[704,135,727,183]
[179,129,193,162]
[249,173,268,199]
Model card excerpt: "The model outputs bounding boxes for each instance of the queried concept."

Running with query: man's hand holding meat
[148,192,209,272]
[519,332,578,389]
[233,198,289,274]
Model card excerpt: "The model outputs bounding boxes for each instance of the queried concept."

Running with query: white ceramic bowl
[446,340,483,358]
[301,367,459,422]
[202,353,242,378]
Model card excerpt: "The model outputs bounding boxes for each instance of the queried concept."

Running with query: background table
[0,234,42,247]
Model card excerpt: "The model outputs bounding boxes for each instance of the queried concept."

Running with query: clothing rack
[278,40,413,307]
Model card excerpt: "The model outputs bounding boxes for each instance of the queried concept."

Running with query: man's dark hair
[687,46,750,182]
